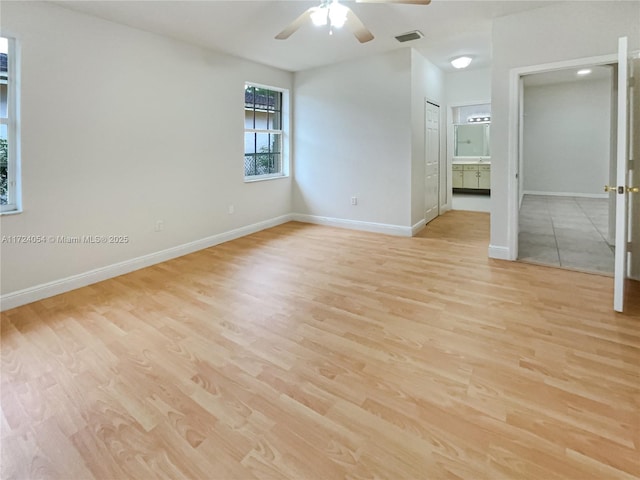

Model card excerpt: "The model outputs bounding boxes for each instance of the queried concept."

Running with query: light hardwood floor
[1,211,639,479]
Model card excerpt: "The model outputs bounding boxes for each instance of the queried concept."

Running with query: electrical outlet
[228,204,235,214]
[351,197,358,206]
[155,220,164,232]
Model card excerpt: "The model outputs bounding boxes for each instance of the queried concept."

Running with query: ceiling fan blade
[356,0,431,4]
[275,7,314,40]
[345,9,374,44]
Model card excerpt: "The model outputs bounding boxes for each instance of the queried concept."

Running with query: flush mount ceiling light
[451,56,473,69]
[577,68,592,76]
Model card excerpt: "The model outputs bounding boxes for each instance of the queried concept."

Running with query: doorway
[518,65,615,274]
[450,103,492,213]
[506,38,640,312]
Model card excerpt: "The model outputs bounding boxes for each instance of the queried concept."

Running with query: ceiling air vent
[395,31,424,43]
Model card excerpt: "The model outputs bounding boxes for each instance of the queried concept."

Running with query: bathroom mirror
[454,123,490,157]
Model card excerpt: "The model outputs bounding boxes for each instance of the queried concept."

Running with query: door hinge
[627,241,633,252]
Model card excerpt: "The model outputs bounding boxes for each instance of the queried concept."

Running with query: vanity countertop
[453,159,491,165]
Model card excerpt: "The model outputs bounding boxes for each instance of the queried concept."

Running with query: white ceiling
[55,0,554,73]
[523,64,614,87]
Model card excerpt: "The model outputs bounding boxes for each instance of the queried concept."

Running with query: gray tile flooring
[518,195,614,275]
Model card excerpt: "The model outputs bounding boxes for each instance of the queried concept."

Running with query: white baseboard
[488,244,512,260]
[291,213,412,237]
[412,219,426,236]
[0,214,293,312]
[523,191,608,199]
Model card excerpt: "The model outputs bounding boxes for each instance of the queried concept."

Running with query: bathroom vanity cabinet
[453,162,491,191]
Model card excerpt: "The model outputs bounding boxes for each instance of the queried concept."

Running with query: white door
[425,102,440,224]
[629,54,640,282]
[613,37,639,312]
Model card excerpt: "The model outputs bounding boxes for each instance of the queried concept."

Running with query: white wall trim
[488,244,512,260]
[412,219,427,236]
[523,191,609,199]
[0,214,293,312]
[292,213,412,237]
[439,202,451,214]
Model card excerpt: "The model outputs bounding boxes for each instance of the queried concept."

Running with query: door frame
[506,53,619,260]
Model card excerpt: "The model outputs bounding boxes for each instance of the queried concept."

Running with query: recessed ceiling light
[451,56,473,69]
[577,68,592,76]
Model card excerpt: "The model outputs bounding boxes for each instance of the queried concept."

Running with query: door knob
[628,186,640,193]
[604,185,615,192]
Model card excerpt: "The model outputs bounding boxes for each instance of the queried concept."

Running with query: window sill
[0,208,23,216]
[244,174,289,184]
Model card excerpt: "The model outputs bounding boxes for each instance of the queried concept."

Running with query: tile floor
[518,195,614,275]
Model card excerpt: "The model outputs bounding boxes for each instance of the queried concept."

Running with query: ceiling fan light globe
[311,7,328,26]
[329,2,349,28]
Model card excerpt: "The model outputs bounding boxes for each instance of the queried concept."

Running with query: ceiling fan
[275,0,431,44]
